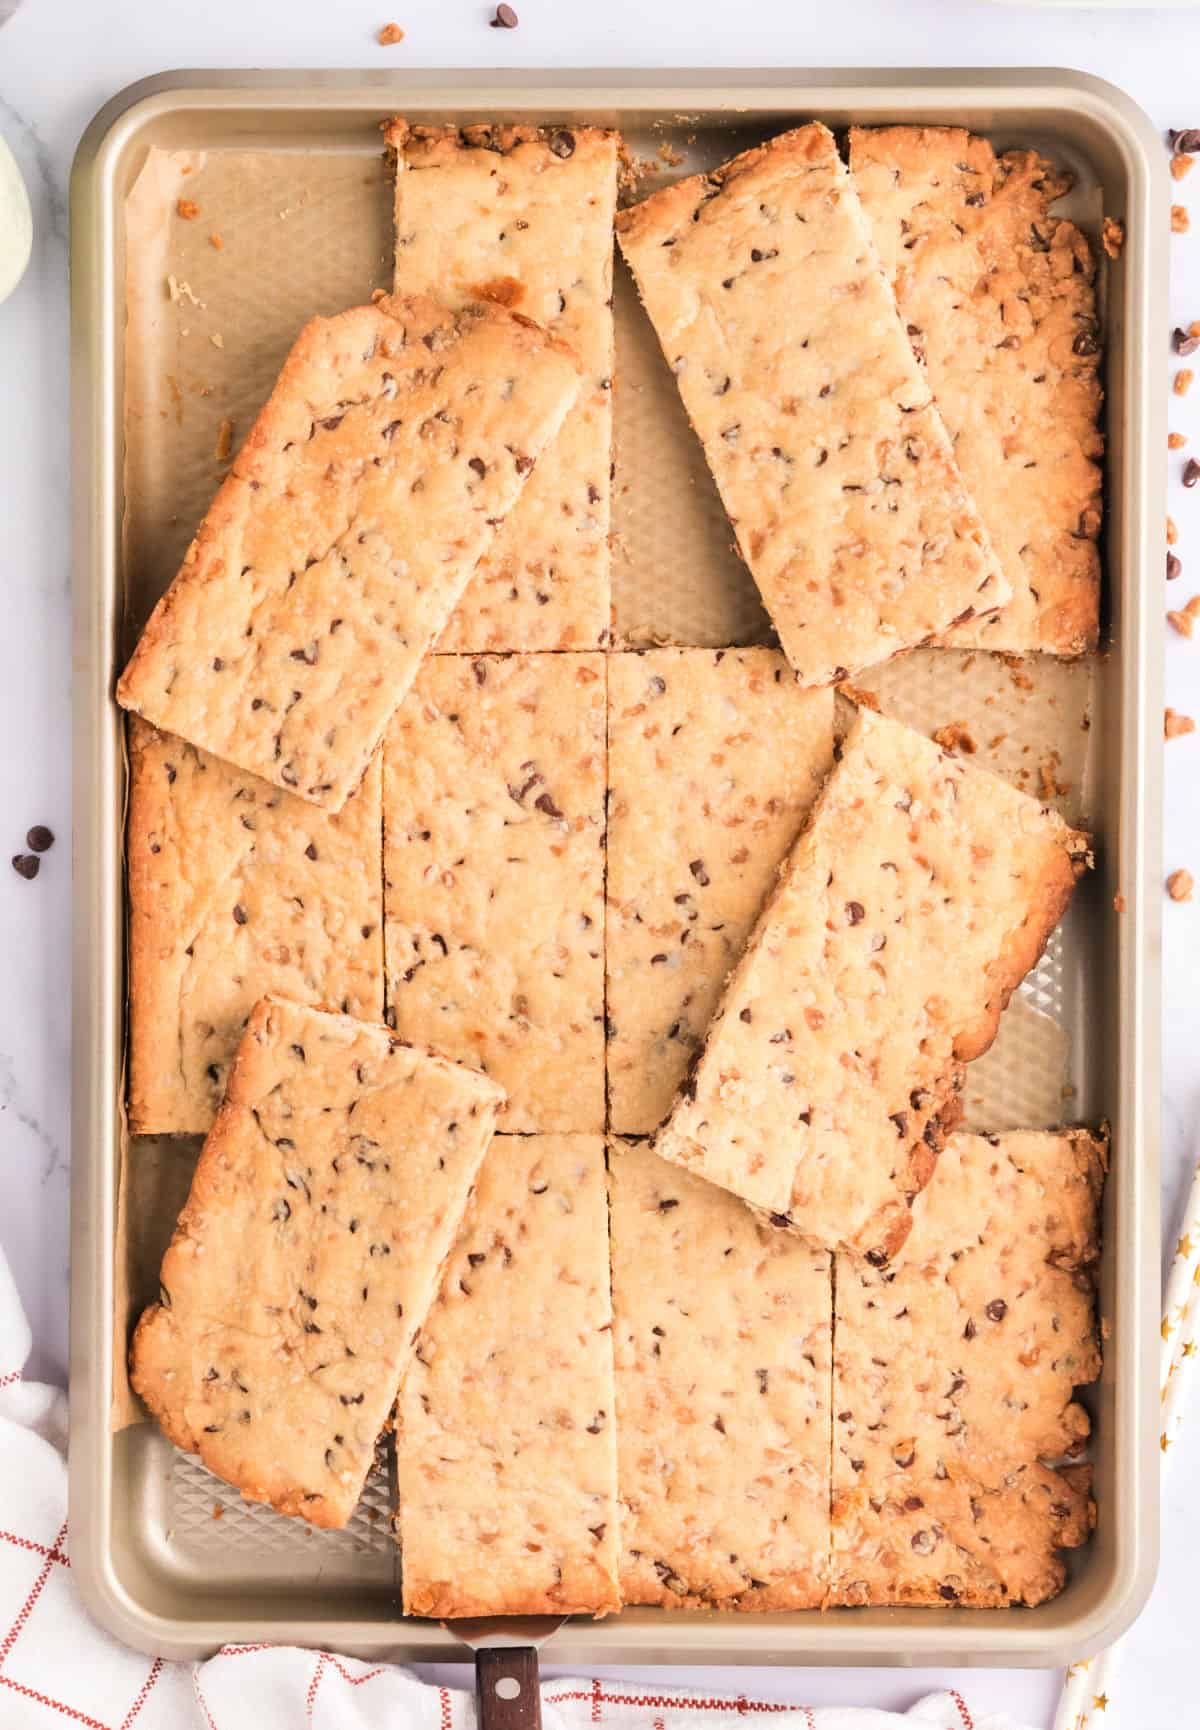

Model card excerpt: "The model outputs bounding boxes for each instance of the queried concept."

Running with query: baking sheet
[116,128,1101,1568]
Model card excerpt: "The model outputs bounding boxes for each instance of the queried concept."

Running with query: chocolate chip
[938,1582,959,1600]
[585,1410,605,1433]
[963,1318,977,1340]
[549,130,575,159]
[739,1007,753,1023]
[1171,129,1200,155]
[865,1248,888,1268]
[473,658,488,686]
[769,1212,792,1229]
[1185,457,1200,489]
[756,1369,769,1394]
[272,1198,291,1222]
[1169,551,1183,580]
[534,791,564,820]
[846,901,865,925]
[1072,330,1100,358]
[657,1198,679,1212]
[232,903,248,924]
[889,1111,908,1136]
[1176,326,1200,357]
[910,1528,937,1555]
[11,854,38,880]
[26,826,54,853]
[689,858,710,886]
[468,456,487,479]
[986,1298,1008,1322]
[491,3,519,25]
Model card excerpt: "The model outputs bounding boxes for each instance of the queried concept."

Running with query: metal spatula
[386,1435,565,1730]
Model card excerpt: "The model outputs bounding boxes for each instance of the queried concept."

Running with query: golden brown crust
[388,122,617,652]
[117,293,581,809]
[126,717,383,1134]
[850,125,1102,656]
[616,123,1009,689]
[130,995,504,1529]
[653,705,1090,1261]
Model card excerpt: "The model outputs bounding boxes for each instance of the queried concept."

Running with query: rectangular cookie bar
[130,995,504,1528]
[615,124,1009,689]
[830,1128,1105,1607]
[609,1138,832,1609]
[606,650,834,1133]
[395,1134,620,1617]
[387,121,617,652]
[653,705,1090,1262]
[384,652,605,1132]
[117,293,581,810]
[127,717,383,1135]
[850,127,1102,656]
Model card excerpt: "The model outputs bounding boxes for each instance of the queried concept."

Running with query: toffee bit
[1173,205,1192,235]
[1176,371,1194,398]
[377,22,405,45]
[1168,868,1194,903]
[176,198,201,220]
[1165,707,1196,739]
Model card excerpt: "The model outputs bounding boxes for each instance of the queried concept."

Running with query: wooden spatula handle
[475,1647,541,1730]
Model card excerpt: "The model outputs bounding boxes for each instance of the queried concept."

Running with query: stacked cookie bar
[122,119,1107,1619]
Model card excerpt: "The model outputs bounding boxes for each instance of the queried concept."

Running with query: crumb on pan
[377,21,404,44]
[1168,868,1194,903]
[209,232,224,251]
[932,721,977,755]
[1166,708,1196,740]
[214,418,234,463]
[1101,217,1124,259]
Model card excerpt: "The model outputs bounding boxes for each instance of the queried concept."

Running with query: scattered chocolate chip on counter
[490,3,519,24]
[25,826,53,853]
[10,854,38,881]
[1170,129,1200,155]
[1186,458,1200,490]
[1174,323,1200,355]
[1168,868,1195,903]
[1169,551,1183,581]
[1166,708,1196,740]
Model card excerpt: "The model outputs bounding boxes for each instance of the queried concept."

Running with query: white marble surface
[0,0,1196,1722]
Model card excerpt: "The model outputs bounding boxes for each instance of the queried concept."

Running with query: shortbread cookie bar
[830,1128,1104,1606]
[606,650,834,1132]
[615,124,1009,688]
[395,1134,620,1617]
[384,652,605,1132]
[653,705,1090,1262]
[851,126,1102,656]
[387,122,617,651]
[127,717,383,1134]
[609,1138,832,1609]
[118,294,581,810]
[131,996,504,1528]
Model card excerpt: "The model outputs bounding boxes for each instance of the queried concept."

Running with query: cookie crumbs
[212,1502,224,1521]
[215,419,234,463]
[836,680,880,713]
[1173,154,1195,182]
[1113,892,1127,914]
[1173,204,1191,234]
[932,721,977,755]
[209,232,224,251]
[1170,432,1188,450]
[166,275,204,309]
[210,333,225,350]
[176,197,201,220]
[1101,217,1124,259]
[658,140,684,168]
[1168,868,1194,902]
[1037,755,1068,800]
[1166,707,1196,739]
[377,21,405,44]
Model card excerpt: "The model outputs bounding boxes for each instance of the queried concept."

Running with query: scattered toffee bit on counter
[11,854,38,881]
[176,198,201,220]
[1173,204,1191,235]
[1168,596,1200,637]
[209,232,224,251]
[377,21,405,44]
[1101,217,1124,260]
[1176,370,1195,398]
[1173,154,1195,183]
[1170,129,1200,155]
[490,3,518,24]
[1169,551,1183,581]
[1170,432,1189,450]
[1169,515,1181,545]
[25,826,54,853]
[1167,868,1195,903]
[1165,708,1196,740]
